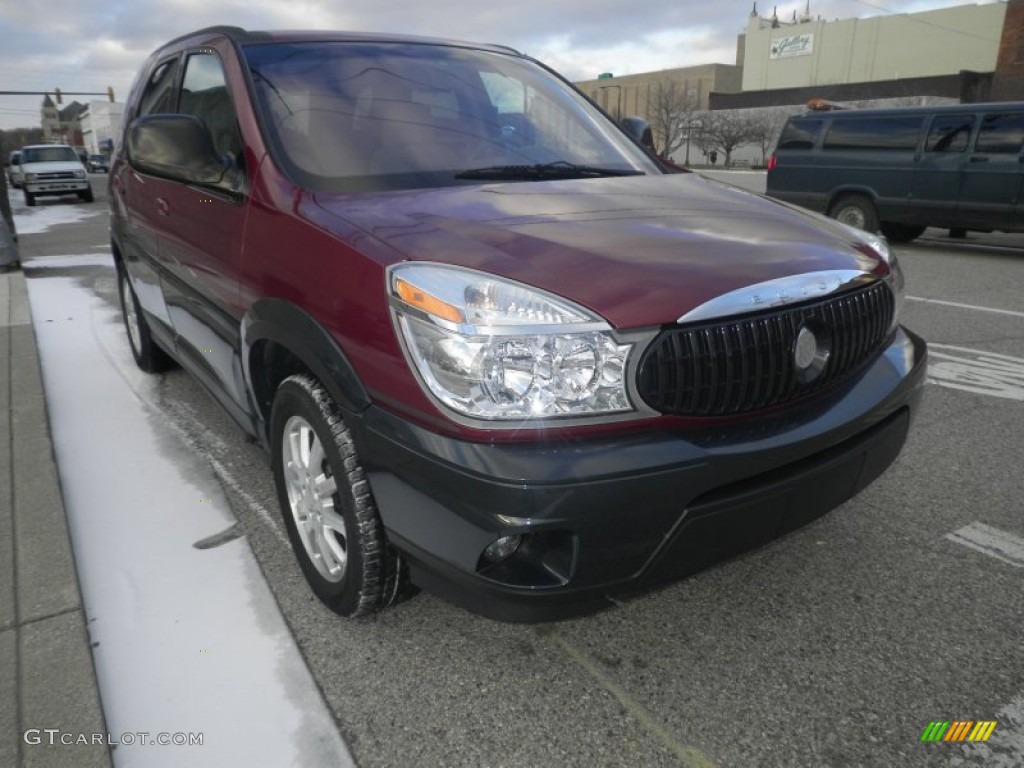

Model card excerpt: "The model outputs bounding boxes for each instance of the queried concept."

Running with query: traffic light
[54,87,62,104]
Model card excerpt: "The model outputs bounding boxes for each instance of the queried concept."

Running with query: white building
[741,3,1007,92]
[79,101,124,155]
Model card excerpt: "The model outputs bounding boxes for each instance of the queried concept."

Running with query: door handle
[156,197,170,215]
[968,156,989,163]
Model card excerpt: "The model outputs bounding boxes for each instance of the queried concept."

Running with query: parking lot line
[944,522,1024,568]
[550,633,717,768]
[906,296,1024,319]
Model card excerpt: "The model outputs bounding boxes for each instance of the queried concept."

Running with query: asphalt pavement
[2,173,1023,768]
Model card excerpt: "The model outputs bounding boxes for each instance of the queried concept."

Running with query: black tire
[949,228,967,239]
[270,374,413,617]
[880,222,925,243]
[24,189,35,207]
[117,267,172,372]
[828,194,879,233]
[79,186,94,203]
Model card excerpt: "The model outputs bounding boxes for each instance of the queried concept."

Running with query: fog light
[483,534,521,563]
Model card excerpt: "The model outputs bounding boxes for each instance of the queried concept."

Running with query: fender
[241,298,371,440]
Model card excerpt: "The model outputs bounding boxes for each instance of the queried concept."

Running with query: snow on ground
[27,263,355,768]
[8,191,102,234]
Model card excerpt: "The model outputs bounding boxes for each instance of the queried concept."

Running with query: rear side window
[823,117,924,151]
[777,118,822,150]
[975,113,1024,154]
[926,115,974,153]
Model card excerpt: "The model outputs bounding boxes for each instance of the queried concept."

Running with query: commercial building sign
[770,33,814,59]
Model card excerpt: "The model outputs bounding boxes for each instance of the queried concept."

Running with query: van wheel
[24,189,36,207]
[79,186,94,203]
[270,374,414,617]
[880,223,925,243]
[829,195,878,233]
[117,267,172,372]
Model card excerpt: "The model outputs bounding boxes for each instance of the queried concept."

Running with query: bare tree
[647,82,699,158]
[0,127,46,158]
[696,111,759,167]
[747,109,787,166]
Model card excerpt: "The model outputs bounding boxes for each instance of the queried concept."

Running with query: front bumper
[25,180,89,195]
[351,327,927,621]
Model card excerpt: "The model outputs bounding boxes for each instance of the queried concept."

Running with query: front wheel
[117,267,172,372]
[23,189,35,207]
[829,194,879,233]
[79,186,94,203]
[270,374,413,617]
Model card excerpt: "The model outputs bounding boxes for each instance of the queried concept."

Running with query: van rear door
[957,111,1024,230]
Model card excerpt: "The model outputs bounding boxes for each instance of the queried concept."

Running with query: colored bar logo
[920,721,997,742]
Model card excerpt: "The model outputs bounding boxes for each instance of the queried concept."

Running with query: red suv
[111,27,927,621]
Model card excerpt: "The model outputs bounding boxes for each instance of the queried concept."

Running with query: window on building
[925,116,974,153]
[776,118,822,149]
[823,117,924,151]
[975,113,1024,154]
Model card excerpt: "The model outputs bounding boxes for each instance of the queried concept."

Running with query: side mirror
[620,116,655,151]
[127,114,228,185]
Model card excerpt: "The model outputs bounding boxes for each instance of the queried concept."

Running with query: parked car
[88,154,110,173]
[766,102,1024,242]
[7,151,23,188]
[111,27,927,621]
[19,144,93,206]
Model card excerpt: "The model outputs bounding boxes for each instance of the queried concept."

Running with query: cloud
[0,0,994,131]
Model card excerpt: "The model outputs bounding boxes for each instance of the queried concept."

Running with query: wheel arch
[242,298,371,444]
[826,185,879,215]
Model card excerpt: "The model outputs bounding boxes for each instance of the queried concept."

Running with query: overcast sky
[0,0,1004,132]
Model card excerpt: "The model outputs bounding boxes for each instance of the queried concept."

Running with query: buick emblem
[794,326,818,371]
[793,324,830,383]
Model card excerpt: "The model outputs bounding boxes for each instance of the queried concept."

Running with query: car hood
[22,161,83,174]
[311,174,884,328]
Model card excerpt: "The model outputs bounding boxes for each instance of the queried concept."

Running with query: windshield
[243,41,658,191]
[22,146,79,164]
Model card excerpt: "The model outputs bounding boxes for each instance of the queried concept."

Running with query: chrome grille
[637,280,895,416]
[38,172,76,180]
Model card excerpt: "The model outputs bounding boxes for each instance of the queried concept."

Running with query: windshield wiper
[455,160,645,181]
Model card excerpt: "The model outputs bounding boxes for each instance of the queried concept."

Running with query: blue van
[766,102,1024,242]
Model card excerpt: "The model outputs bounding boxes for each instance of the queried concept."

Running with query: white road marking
[950,693,1024,767]
[945,522,1024,568]
[927,345,1024,401]
[906,296,1024,319]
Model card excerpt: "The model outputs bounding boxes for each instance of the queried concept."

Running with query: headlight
[25,173,37,182]
[389,264,637,421]
[74,170,86,179]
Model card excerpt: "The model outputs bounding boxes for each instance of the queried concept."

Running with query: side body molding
[241,298,371,444]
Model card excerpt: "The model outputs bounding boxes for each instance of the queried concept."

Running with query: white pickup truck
[19,144,93,206]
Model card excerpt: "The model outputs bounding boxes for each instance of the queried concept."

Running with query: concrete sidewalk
[1,261,111,767]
